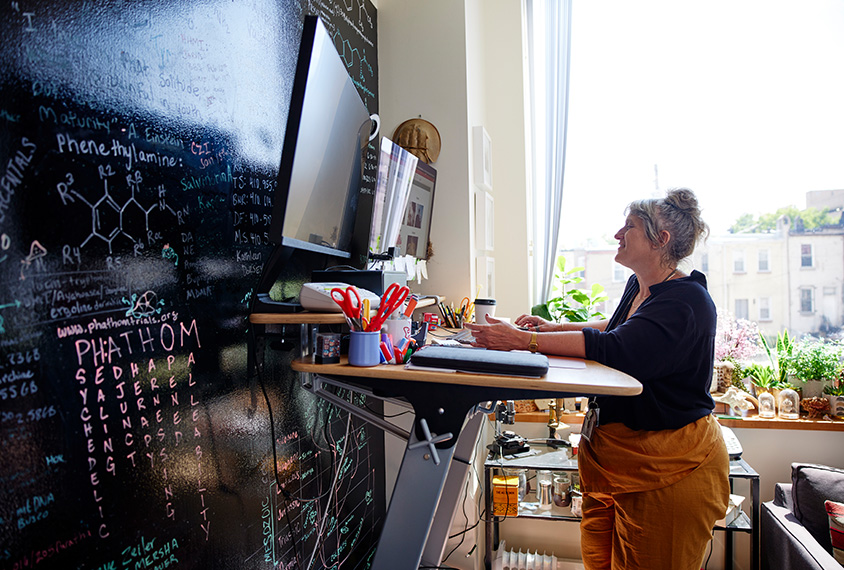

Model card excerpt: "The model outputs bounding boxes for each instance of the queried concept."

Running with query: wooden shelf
[506,409,844,432]
[249,295,439,325]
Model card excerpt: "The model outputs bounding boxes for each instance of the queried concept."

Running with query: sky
[559,0,844,247]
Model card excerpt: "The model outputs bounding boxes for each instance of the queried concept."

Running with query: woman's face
[614,215,654,268]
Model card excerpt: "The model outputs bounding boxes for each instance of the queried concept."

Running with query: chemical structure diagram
[56,164,180,255]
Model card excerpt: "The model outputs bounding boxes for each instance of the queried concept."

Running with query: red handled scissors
[367,283,410,332]
[330,286,363,330]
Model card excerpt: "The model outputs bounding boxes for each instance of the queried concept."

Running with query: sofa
[761,463,844,570]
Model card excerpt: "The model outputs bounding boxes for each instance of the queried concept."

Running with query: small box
[423,313,440,331]
[315,333,340,364]
[492,475,519,516]
[715,494,746,527]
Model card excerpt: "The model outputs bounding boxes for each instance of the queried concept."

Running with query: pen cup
[383,317,412,342]
[348,331,381,367]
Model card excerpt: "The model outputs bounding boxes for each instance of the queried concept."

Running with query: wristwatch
[528,331,539,353]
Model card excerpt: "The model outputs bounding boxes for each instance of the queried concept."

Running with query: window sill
[505,411,844,432]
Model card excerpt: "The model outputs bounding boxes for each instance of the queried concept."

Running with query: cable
[305,412,353,570]
[703,530,715,569]
[364,401,413,418]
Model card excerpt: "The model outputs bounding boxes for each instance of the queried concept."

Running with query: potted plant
[744,363,780,394]
[531,255,607,324]
[789,338,843,399]
[713,314,760,393]
[823,383,844,417]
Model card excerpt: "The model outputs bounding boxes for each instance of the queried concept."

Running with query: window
[733,251,745,274]
[555,2,844,339]
[612,262,626,283]
[758,297,771,321]
[800,288,814,313]
[735,299,749,320]
[758,249,769,272]
[801,244,813,268]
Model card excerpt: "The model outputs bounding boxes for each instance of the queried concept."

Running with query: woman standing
[467,188,729,569]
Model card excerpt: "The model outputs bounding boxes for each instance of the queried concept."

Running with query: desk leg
[421,411,486,567]
[370,418,459,570]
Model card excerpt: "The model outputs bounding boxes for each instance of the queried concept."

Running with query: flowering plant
[714,313,760,364]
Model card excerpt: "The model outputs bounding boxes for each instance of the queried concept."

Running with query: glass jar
[778,388,800,419]
[757,391,776,418]
[552,472,572,507]
[502,468,527,501]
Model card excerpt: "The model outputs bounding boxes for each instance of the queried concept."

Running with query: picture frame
[476,255,495,298]
[473,126,493,191]
[475,190,494,251]
[396,161,437,259]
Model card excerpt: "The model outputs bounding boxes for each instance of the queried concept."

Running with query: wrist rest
[409,345,549,377]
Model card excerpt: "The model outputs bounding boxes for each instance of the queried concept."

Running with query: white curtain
[526,0,572,306]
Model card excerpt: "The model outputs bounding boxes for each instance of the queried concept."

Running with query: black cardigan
[583,270,717,431]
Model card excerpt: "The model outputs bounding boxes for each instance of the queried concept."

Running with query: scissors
[458,297,473,320]
[330,286,363,330]
[367,283,410,332]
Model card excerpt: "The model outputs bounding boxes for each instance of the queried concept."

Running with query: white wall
[377,0,531,317]
[378,0,473,304]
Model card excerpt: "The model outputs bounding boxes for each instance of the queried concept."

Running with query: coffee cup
[474,298,496,323]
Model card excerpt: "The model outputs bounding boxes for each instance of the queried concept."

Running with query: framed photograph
[476,255,495,298]
[396,161,437,259]
[473,126,493,191]
[475,191,494,251]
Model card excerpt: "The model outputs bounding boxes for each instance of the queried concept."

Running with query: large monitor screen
[268,15,372,259]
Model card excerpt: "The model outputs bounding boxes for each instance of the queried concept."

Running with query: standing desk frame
[251,311,642,570]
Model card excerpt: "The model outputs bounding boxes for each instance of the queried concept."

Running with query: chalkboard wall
[0,1,384,569]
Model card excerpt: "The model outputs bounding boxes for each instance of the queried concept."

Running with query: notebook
[409,345,549,377]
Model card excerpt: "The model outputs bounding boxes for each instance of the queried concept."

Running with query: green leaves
[531,255,608,323]
[790,339,842,382]
[744,362,779,390]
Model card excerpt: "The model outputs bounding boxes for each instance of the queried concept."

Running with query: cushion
[827,500,844,564]
[791,463,844,552]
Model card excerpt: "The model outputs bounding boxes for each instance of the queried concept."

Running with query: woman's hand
[514,314,553,331]
[465,315,530,351]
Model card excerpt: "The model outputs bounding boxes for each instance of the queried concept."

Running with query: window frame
[799,287,815,313]
[732,250,746,274]
[757,249,770,273]
[735,298,749,320]
[800,244,814,268]
[758,296,772,321]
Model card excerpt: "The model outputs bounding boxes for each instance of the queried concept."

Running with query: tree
[729,206,838,233]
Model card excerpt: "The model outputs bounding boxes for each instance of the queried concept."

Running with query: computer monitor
[252,15,373,312]
[267,15,373,259]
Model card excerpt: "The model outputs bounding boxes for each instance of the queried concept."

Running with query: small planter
[827,395,844,417]
[801,379,833,399]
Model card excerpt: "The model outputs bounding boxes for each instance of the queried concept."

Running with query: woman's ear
[658,229,671,247]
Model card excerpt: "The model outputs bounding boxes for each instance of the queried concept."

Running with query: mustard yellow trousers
[579,442,730,570]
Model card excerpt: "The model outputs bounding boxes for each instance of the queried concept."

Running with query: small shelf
[484,454,760,570]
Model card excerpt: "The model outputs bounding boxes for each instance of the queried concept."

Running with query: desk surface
[291,355,641,397]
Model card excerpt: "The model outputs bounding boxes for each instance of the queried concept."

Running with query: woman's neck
[635,265,678,293]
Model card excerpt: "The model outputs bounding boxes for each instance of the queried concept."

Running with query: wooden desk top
[291,356,642,397]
